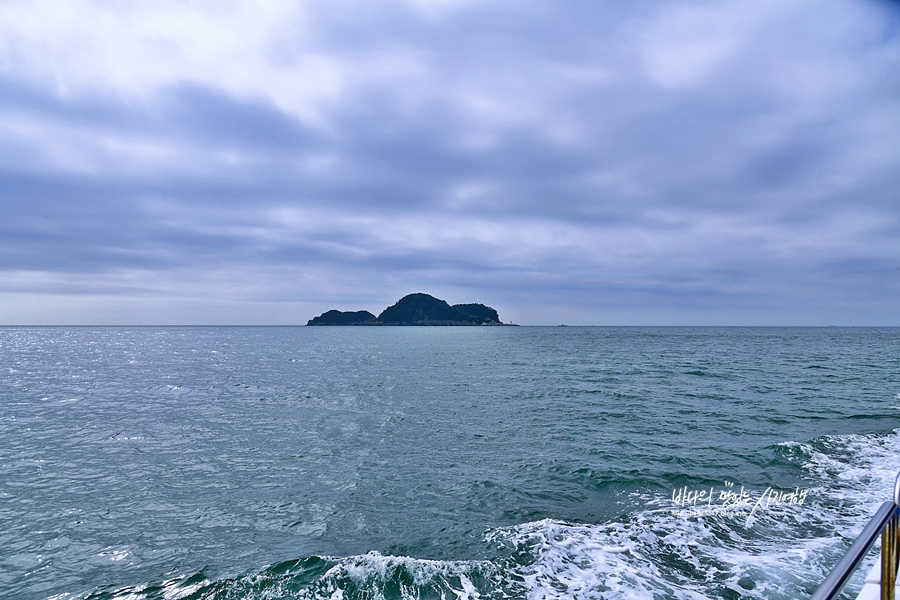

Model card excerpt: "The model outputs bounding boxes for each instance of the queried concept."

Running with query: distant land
[307,293,512,326]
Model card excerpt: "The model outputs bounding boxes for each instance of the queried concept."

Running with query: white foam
[494,429,900,600]
[305,551,493,600]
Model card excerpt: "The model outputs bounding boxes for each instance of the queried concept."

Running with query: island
[306,310,377,326]
[306,293,508,326]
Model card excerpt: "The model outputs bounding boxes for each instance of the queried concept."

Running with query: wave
[492,428,900,600]
[67,429,900,600]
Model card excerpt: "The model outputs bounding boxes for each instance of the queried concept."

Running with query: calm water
[1,326,899,599]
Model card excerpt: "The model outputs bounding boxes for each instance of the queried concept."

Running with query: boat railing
[811,472,900,600]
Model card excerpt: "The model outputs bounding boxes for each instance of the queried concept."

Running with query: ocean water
[1,326,899,600]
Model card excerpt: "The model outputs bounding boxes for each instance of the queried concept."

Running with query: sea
[1,326,899,600]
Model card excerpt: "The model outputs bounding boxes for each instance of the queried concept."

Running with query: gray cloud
[0,0,898,324]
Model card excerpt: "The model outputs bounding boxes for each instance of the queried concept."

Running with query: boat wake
[70,429,900,600]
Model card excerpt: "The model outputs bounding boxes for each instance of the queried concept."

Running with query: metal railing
[811,473,900,600]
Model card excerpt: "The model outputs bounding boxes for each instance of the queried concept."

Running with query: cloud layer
[1,0,898,324]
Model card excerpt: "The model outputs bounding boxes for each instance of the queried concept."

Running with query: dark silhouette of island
[306,310,377,326]
[307,293,506,326]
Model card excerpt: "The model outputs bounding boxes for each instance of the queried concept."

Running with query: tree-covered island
[307,293,508,325]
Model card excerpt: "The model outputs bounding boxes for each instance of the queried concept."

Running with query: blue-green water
[1,326,899,599]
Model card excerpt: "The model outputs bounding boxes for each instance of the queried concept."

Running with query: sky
[1,0,898,325]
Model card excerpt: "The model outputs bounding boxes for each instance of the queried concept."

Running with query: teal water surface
[1,326,899,599]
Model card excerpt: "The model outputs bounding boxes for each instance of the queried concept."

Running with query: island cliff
[307,293,506,326]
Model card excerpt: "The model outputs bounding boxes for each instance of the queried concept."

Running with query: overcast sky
[1,0,898,325]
